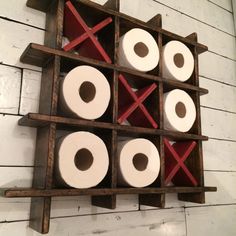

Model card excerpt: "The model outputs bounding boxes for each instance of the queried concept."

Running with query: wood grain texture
[0,65,21,114]
[0,208,186,236]
[186,205,236,236]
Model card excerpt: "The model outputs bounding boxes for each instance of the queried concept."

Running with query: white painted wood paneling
[0,18,44,69]
[186,205,236,236]
[0,115,36,166]
[208,0,233,12]
[200,77,236,113]
[120,0,236,60]
[201,107,236,140]
[203,139,236,171]
[19,69,41,115]
[199,52,236,86]
[153,0,235,35]
[0,195,138,222]
[0,65,21,114]
[0,0,46,29]
[0,208,186,236]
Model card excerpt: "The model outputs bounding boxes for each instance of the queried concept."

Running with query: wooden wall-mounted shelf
[2,0,216,234]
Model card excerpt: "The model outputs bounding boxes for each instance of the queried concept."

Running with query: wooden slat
[20,43,208,95]
[186,205,236,236]
[18,113,209,141]
[0,208,186,236]
[26,0,52,12]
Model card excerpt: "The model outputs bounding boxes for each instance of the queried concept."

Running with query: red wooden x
[164,138,198,186]
[118,74,158,128]
[63,1,112,63]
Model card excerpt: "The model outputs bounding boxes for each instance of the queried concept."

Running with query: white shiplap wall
[0,0,236,235]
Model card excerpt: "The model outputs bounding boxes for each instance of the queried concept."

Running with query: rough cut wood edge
[3,186,217,198]
[20,43,209,95]
[18,113,209,141]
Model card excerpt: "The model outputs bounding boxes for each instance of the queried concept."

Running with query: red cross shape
[164,138,198,186]
[118,74,158,128]
[63,1,112,63]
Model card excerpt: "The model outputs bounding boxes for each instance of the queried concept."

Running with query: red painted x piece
[164,138,198,186]
[118,74,158,128]
[63,1,112,63]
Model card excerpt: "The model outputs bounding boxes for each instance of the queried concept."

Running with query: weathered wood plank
[0,115,36,166]
[0,18,44,69]
[201,107,236,140]
[208,0,233,12]
[186,205,236,236]
[120,0,236,60]
[0,208,186,236]
[19,69,41,115]
[152,0,235,35]
[200,77,236,113]
[203,139,236,171]
[199,52,236,86]
[0,65,21,114]
[0,0,46,29]
[0,195,138,222]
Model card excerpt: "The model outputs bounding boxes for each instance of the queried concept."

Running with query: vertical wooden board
[203,139,236,171]
[0,115,36,166]
[200,77,236,113]
[0,208,186,236]
[0,65,21,114]
[0,195,138,222]
[201,107,236,140]
[0,167,33,187]
[153,0,235,35]
[199,52,236,86]
[0,19,44,69]
[186,205,236,236]
[19,69,41,115]
[120,0,236,60]
[0,0,46,29]
[208,0,233,12]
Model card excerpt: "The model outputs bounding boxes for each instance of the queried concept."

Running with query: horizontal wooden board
[186,205,236,236]
[201,107,236,140]
[200,77,236,113]
[199,51,236,86]
[0,65,21,114]
[120,0,236,60]
[152,0,235,35]
[0,0,46,29]
[0,194,138,222]
[0,115,36,166]
[19,69,41,115]
[0,18,44,70]
[208,0,233,12]
[203,139,236,171]
[0,207,186,236]
[141,171,236,209]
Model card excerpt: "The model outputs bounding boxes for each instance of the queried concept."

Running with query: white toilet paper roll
[164,89,196,132]
[56,131,109,188]
[118,138,160,187]
[118,28,159,72]
[60,65,111,120]
[163,40,194,82]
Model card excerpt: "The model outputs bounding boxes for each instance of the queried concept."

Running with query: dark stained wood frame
[2,0,216,234]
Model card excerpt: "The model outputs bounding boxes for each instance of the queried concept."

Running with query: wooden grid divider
[1,0,216,234]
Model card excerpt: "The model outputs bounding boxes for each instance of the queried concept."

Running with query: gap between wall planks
[0,0,235,235]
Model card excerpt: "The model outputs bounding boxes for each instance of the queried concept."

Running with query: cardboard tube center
[175,101,186,118]
[134,42,149,57]
[79,81,96,103]
[74,148,94,171]
[174,53,184,68]
[133,153,148,171]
